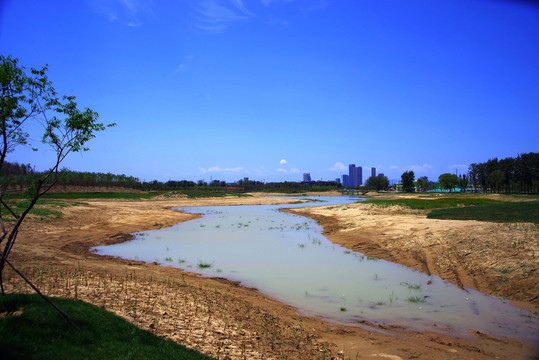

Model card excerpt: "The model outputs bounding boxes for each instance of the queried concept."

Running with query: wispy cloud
[280,159,288,165]
[329,161,346,171]
[94,0,152,27]
[193,0,253,33]
[276,167,300,173]
[407,164,433,173]
[199,166,245,173]
[172,55,194,76]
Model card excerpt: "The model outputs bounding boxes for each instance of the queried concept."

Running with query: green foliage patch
[0,293,215,360]
[362,197,502,210]
[0,199,86,220]
[161,190,251,198]
[4,192,159,200]
[427,201,539,224]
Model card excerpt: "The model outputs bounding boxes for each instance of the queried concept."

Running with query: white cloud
[276,168,287,173]
[407,164,433,173]
[280,159,288,165]
[194,0,253,33]
[199,166,244,173]
[389,165,399,170]
[94,0,152,26]
[329,161,346,171]
[289,168,300,173]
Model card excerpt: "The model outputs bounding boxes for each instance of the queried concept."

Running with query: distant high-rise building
[303,173,311,182]
[348,164,363,187]
[348,164,354,186]
[371,167,376,178]
[342,174,349,187]
[379,173,385,178]
[335,178,341,184]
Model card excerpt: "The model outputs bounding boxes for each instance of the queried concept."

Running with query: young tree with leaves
[0,55,114,305]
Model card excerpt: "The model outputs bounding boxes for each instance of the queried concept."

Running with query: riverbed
[93,195,538,343]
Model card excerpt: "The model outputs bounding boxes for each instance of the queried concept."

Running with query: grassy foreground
[0,293,214,360]
[428,201,539,224]
[362,197,502,209]
[363,196,539,223]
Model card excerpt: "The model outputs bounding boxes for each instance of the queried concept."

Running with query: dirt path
[3,194,538,359]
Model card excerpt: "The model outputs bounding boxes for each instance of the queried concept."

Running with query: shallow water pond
[93,196,538,343]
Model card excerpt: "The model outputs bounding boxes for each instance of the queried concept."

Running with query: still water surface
[93,196,537,342]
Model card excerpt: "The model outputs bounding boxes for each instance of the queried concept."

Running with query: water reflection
[93,196,538,343]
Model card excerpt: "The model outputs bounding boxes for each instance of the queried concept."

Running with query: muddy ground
[3,192,538,359]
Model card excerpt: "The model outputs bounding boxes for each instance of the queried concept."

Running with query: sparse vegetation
[4,263,334,359]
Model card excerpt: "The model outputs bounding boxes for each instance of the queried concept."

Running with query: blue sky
[1,0,538,183]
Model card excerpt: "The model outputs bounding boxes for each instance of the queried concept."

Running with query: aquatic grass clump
[407,295,426,303]
[408,283,421,290]
[197,261,213,269]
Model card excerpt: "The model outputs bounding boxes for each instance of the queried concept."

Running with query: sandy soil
[3,193,538,359]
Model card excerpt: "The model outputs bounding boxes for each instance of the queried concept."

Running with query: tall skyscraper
[371,167,376,178]
[356,166,363,186]
[303,173,311,182]
[348,164,363,187]
[342,174,349,187]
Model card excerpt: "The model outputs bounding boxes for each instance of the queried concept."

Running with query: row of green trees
[394,152,538,193]
[1,164,343,193]
[362,152,538,194]
[468,152,538,193]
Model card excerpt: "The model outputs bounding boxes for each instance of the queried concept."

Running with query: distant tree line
[5,152,535,194]
[0,163,342,193]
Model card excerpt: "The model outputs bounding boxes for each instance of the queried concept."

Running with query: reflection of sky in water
[93,196,538,343]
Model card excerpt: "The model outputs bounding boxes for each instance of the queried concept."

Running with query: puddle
[93,196,538,343]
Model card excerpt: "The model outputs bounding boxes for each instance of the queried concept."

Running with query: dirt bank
[3,193,538,359]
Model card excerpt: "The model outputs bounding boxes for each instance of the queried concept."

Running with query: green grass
[5,189,253,201]
[0,293,214,360]
[362,197,502,210]
[4,192,160,200]
[428,201,539,223]
[154,190,251,199]
[0,199,87,220]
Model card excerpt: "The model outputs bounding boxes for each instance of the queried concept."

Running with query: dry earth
[3,192,538,359]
